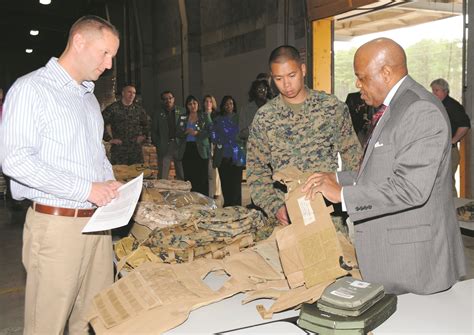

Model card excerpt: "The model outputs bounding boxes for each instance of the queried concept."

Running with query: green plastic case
[317,290,385,317]
[319,277,384,309]
[298,294,397,332]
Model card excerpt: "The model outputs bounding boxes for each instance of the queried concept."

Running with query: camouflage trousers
[110,142,144,165]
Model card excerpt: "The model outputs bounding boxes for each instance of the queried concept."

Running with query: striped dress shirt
[2,58,114,209]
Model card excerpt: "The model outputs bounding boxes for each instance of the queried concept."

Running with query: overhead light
[30,30,39,36]
[39,0,51,5]
[25,49,33,54]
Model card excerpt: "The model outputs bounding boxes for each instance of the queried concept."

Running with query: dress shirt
[341,76,407,211]
[2,57,114,208]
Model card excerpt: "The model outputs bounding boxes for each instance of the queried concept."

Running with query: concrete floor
[1,192,473,334]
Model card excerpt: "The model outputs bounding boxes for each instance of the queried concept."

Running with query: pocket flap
[388,224,431,244]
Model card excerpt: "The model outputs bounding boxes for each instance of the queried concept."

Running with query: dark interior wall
[131,0,307,120]
[0,0,307,117]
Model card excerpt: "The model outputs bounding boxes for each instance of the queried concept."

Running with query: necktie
[367,104,387,138]
[359,104,388,169]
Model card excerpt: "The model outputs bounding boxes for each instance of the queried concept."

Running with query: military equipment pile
[90,174,360,334]
[115,179,279,270]
[112,164,157,180]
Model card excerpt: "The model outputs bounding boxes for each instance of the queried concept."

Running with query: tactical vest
[116,206,279,270]
[90,232,359,334]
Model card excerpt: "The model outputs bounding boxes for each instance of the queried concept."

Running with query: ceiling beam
[307,0,380,21]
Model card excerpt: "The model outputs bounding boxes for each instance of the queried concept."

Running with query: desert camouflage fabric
[90,233,360,334]
[133,190,217,241]
[113,164,156,181]
[247,88,362,220]
[140,187,165,203]
[143,178,192,192]
[115,206,279,268]
[160,191,216,208]
[457,201,474,221]
[140,188,216,208]
[133,203,193,230]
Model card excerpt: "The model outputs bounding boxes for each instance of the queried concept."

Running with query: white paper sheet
[82,173,143,233]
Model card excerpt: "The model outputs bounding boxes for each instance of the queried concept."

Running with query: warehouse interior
[1,0,473,334]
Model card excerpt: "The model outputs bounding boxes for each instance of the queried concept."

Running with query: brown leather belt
[33,203,96,218]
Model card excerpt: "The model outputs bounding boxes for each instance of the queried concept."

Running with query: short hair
[430,78,450,94]
[219,95,237,115]
[203,94,217,112]
[185,95,200,114]
[69,15,119,40]
[268,45,302,66]
[121,84,136,91]
[160,90,174,100]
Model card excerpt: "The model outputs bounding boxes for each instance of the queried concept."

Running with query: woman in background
[203,94,218,121]
[211,95,244,206]
[178,95,211,195]
[203,94,222,199]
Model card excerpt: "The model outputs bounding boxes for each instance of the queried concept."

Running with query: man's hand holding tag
[302,172,341,203]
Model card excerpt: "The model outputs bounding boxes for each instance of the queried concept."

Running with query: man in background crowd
[103,84,150,165]
[430,78,470,196]
[152,90,186,180]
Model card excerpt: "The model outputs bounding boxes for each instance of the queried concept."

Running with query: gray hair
[430,78,450,94]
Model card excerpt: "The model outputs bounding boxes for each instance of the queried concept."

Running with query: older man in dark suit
[303,38,466,295]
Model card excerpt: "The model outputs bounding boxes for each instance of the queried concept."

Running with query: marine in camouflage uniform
[247,89,362,231]
[103,85,150,165]
[247,46,362,233]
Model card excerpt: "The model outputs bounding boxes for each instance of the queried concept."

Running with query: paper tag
[350,280,370,288]
[330,288,354,299]
[297,196,316,225]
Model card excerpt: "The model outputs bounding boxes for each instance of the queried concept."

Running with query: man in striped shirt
[2,16,121,334]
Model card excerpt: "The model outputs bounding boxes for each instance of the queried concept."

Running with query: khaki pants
[22,208,113,335]
[451,146,460,197]
[208,158,222,197]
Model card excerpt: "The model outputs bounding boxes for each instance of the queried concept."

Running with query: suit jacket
[338,76,466,295]
[151,105,186,158]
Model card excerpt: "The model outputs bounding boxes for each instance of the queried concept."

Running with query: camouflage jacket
[247,88,362,218]
[103,101,150,143]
